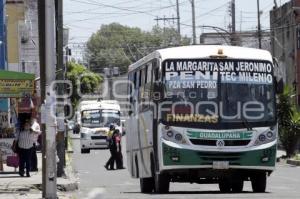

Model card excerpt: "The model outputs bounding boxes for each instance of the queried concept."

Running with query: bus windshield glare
[161,59,276,129]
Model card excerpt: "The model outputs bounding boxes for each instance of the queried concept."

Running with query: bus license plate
[213,161,229,169]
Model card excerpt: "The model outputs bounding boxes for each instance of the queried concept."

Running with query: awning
[0,70,35,98]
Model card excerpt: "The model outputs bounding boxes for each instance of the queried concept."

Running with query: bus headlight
[254,129,276,146]
[259,134,266,142]
[175,134,183,141]
[166,131,174,138]
[266,131,274,139]
[163,129,187,145]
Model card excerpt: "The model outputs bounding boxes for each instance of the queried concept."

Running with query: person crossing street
[105,124,117,170]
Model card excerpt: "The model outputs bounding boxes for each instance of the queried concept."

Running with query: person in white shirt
[16,120,37,177]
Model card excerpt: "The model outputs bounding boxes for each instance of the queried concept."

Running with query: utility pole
[176,0,181,36]
[45,0,57,198]
[154,16,179,25]
[191,0,196,45]
[55,0,65,178]
[37,0,46,197]
[231,0,236,45]
[257,0,262,49]
[154,16,179,46]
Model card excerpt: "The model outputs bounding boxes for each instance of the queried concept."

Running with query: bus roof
[128,45,273,72]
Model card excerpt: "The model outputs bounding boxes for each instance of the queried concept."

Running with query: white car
[80,127,109,153]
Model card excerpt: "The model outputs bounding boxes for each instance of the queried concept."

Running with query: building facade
[6,0,39,76]
[270,0,300,96]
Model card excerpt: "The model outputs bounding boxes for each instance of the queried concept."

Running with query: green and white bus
[126,45,280,193]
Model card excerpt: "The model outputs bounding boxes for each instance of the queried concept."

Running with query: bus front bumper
[161,142,276,171]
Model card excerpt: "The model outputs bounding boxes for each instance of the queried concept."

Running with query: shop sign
[0,79,34,97]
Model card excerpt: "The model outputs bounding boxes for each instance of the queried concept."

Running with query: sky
[63,0,291,58]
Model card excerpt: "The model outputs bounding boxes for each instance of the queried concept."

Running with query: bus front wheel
[140,177,154,193]
[154,173,169,193]
[251,173,267,193]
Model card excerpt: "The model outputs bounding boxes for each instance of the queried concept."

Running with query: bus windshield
[81,109,120,128]
[161,59,276,129]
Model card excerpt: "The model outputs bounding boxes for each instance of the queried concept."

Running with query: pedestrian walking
[16,120,37,177]
[105,125,117,170]
[115,129,125,169]
[30,117,41,171]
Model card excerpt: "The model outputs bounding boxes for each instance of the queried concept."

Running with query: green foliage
[293,154,300,160]
[86,23,190,73]
[66,62,103,109]
[277,85,300,157]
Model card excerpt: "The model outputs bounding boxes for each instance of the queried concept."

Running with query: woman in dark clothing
[105,130,118,170]
[115,130,125,169]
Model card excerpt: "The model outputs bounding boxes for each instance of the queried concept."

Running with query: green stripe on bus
[187,131,253,140]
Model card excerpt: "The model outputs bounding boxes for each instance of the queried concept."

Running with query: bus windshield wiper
[242,117,252,131]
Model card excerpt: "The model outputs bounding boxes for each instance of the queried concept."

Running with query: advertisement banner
[0,79,34,97]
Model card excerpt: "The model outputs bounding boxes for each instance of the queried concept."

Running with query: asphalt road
[71,136,300,199]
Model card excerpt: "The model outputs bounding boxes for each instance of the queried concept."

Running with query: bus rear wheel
[140,177,154,193]
[154,173,170,193]
[251,173,267,193]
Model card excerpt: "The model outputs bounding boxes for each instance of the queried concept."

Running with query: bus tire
[251,173,267,193]
[140,177,154,193]
[231,180,244,193]
[218,179,231,193]
[154,173,169,193]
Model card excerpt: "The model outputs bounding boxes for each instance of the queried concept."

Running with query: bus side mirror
[276,78,284,94]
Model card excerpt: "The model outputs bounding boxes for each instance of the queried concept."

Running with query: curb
[287,159,300,166]
[57,182,78,192]
[33,179,78,192]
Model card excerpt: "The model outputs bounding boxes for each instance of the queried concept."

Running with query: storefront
[0,70,35,171]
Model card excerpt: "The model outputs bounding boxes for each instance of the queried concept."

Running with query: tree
[277,85,300,157]
[85,23,190,73]
[66,62,103,110]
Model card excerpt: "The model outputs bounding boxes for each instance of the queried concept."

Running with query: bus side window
[139,67,146,113]
[129,73,133,104]
[144,65,148,84]
[153,62,159,81]
[133,72,137,89]
[138,70,142,88]
[143,63,152,111]
[147,63,152,84]
[141,68,145,88]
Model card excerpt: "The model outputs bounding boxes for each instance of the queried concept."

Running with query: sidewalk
[0,152,78,198]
